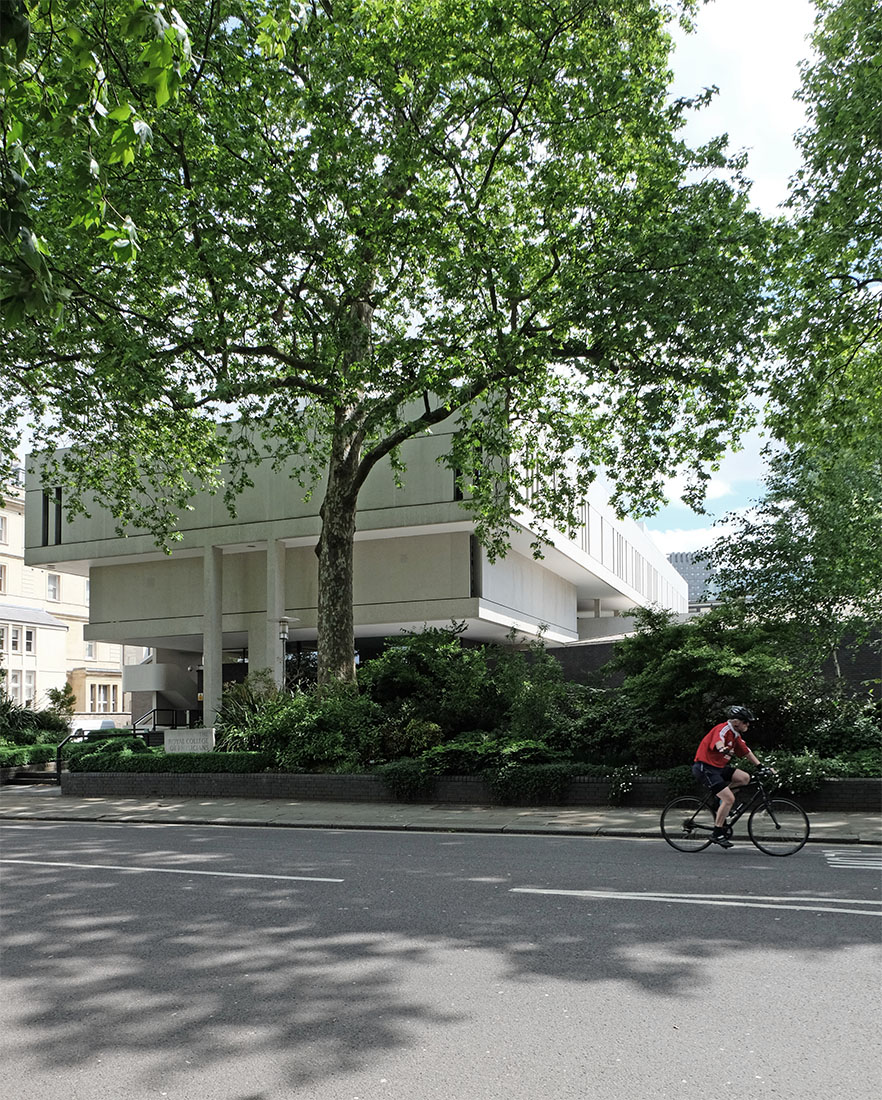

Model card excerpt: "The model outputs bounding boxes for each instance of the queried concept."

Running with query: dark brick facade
[60,771,882,812]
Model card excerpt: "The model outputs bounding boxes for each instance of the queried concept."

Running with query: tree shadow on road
[2,822,878,1096]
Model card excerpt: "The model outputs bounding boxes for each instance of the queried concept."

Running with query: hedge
[0,742,58,767]
[67,750,273,773]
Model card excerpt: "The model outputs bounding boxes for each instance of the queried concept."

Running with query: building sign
[165,728,215,754]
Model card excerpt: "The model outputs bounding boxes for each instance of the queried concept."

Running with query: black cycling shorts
[692,762,735,794]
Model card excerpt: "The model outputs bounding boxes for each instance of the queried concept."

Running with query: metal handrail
[133,708,199,735]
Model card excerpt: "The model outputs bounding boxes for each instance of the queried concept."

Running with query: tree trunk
[315,445,359,687]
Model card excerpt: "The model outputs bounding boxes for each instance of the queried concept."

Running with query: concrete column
[265,539,286,688]
[202,545,223,727]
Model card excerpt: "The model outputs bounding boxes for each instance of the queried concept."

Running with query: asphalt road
[1,822,880,1100]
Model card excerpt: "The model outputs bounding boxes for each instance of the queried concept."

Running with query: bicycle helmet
[726,705,756,722]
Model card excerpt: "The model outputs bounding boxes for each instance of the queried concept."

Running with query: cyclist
[692,705,764,849]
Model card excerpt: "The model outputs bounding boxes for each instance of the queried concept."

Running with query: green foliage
[772,0,881,434]
[220,680,384,772]
[764,751,851,795]
[46,681,77,720]
[358,625,507,737]
[708,437,882,660]
[359,624,580,749]
[417,736,505,776]
[840,748,882,777]
[4,1,773,683]
[68,749,272,773]
[487,763,578,806]
[0,0,192,328]
[63,736,150,767]
[0,694,69,737]
[375,758,436,802]
[0,744,30,766]
[591,605,881,769]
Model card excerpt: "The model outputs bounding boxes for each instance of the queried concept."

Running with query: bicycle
[660,767,810,856]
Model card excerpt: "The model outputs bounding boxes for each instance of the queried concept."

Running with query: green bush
[62,736,148,763]
[375,757,436,800]
[68,750,272,773]
[358,624,507,736]
[764,751,851,794]
[840,748,882,776]
[0,741,59,766]
[219,684,384,772]
[0,695,69,738]
[487,762,578,805]
[0,745,30,766]
[419,735,505,775]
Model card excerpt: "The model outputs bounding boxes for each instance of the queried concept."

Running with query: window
[90,683,117,713]
[47,573,60,601]
[24,671,35,706]
[85,640,95,659]
[10,626,21,653]
[0,514,7,543]
[0,625,5,651]
[0,563,5,593]
[8,670,21,704]
[24,628,35,654]
[41,487,63,546]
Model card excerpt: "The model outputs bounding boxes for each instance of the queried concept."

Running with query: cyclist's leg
[713,766,738,826]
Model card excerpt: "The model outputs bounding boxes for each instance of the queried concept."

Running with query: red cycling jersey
[694,721,751,768]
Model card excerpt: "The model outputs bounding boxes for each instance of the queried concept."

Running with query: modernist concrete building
[24,424,687,726]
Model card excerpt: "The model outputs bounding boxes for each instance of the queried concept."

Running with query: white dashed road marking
[0,858,343,883]
[510,887,881,917]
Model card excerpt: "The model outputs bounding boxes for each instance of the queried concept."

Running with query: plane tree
[3,0,773,683]
[708,0,882,671]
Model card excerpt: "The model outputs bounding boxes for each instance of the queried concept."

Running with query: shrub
[358,624,507,735]
[219,686,384,772]
[379,717,444,761]
[375,757,436,801]
[840,748,882,776]
[764,751,851,794]
[63,736,148,763]
[487,762,578,805]
[0,745,30,766]
[68,750,272,773]
[0,696,69,738]
[419,735,505,775]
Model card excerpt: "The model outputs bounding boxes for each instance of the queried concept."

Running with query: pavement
[1,783,880,843]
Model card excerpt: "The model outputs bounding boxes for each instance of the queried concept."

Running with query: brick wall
[59,771,882,811]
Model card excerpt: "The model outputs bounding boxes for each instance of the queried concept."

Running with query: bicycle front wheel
[660,796,715,852]
[748,799,810,856]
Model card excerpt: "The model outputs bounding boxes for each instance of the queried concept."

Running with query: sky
[643,0,818,555]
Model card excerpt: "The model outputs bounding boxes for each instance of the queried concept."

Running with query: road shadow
[2,822,879,1095]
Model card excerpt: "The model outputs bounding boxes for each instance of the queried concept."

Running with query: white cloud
[669,0,816,214]
[648,517,743,556]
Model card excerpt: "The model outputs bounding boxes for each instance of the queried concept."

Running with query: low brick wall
[59,771,881,811]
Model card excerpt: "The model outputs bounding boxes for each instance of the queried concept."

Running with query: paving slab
[0,784,879,843]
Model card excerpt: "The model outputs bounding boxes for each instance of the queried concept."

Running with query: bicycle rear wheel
[660,796,715,852]
[748,799,810,856]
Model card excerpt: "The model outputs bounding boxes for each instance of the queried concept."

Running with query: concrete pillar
[202,545,223,727]
[265,539,286,688]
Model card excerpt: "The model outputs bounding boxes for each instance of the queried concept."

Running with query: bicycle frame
[676,776,774,838]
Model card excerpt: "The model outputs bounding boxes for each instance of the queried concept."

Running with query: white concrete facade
[24,425,687,724]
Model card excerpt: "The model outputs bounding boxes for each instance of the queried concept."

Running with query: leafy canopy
[5,0,770,530]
